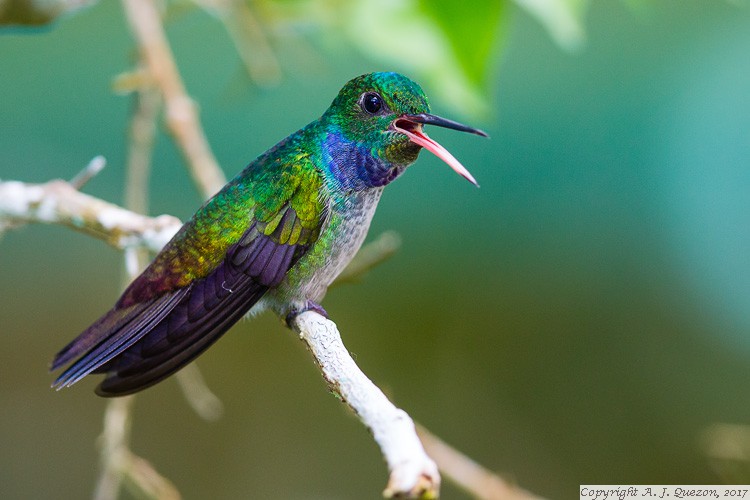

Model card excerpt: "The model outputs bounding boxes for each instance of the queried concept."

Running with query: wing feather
[51,288,190,388]
[52,153,326,396]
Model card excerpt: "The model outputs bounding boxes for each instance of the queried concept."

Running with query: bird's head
[323,72,487,187]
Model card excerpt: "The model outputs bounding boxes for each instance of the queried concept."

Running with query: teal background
[2,1,750,498]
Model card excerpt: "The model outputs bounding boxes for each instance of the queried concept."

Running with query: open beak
[393,113,488,187]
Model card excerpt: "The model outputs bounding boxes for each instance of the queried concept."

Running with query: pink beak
[393,113,487,187]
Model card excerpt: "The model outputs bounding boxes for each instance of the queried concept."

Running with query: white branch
[0,178,181,252]
[291,311,440,499]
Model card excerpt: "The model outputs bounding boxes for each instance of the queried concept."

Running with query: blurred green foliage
[0,0,593,115]
[419,0,505,88]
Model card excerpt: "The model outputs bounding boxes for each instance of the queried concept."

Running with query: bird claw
[285,301,328,327]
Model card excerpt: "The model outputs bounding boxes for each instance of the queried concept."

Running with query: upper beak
[392,113,488,187]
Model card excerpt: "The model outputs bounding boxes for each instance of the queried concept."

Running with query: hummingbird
[51,72,487,396]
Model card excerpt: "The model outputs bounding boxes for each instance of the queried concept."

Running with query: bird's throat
[322,132,408,191]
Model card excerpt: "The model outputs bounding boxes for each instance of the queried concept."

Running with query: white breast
[261,187,384,317]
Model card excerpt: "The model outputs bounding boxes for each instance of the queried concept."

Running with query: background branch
[121,0,226,198]
[93,395,135,500]
[416,425,543,500]
[195,0,282,87]
[94,327,182,500]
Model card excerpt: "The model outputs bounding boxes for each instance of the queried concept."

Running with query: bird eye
[361,92,383,114]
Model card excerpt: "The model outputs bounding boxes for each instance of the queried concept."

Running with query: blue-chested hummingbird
[51,72,487,396]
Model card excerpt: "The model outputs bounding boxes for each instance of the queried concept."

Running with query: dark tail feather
[95,272,267,396]
[51,288,190,389]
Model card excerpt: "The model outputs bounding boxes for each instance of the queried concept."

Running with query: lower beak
[392,113,487,187]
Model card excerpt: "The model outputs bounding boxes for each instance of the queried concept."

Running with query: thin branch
[121,74,162,280]
[121,0,226,198]
[195,0,283,86]
[70,155,107,190]
[174,364,224,421]
[416,425,544,500]
[121,449,182,500]
[94,350,182,500]
[0,176,181,252]
[124,77,160,217]
[291,311,440,499]
[94,396,136,500]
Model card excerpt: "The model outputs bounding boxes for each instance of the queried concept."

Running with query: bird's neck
[321,130,405,192]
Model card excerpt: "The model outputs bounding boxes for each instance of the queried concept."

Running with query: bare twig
[94,320,182,500]
[195,0,282,86]
[69,155,107,190]
[121,449,182,500]
[174,364,224,421]
[0,176,181,251]
[121,0,226,198]
[94,396,136,500]
[124,77,160,216]
[291,311,440,499]
[121,76,162,276]
[417,425,544,500]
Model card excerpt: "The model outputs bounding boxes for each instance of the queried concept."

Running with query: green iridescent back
[120,128,326,305]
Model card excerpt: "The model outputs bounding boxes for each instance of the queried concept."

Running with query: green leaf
[341,0,505,116]
[417,0,506,88]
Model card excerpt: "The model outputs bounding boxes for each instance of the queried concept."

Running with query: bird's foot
[285,301,329,327]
